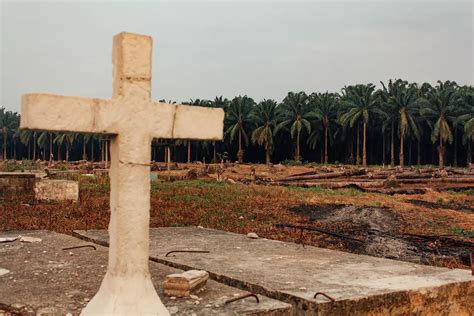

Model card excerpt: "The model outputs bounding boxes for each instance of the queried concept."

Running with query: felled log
[277,168,366,182]
[398,177,474,184]
[395,173,433,179]
[162,270,209,297]
[445,167,474,176]
[363,188,426,195]
[269,180,384,189]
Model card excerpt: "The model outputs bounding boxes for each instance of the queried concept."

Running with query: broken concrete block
[0,172,36,203]
[0,268,10,276]
[0,236,20,243]
[162,270,209,297]
[20,236,42,243]
[34,179,79,202]
[247,232,259,239]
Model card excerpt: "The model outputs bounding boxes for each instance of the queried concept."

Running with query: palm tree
[456,86,474,164]
[36,131,50,160]
[0,108,18,160]
[379,79,406,166]
[19,130,32,159]
[340,84,379,167]
[251,99,279,164]
[54,133,77,161]
[419,81,461,169]
[82,134,96,161]
[391,82,420,168]
[224,95,255,163]
[309,92,339,164]
[209,96,229,162]
[275,92,312,161]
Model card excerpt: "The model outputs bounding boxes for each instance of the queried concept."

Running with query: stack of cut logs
[264,167,474,194]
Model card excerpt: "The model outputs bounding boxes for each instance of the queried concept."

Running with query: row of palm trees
[222,80,472,168]
[1,80,472,168]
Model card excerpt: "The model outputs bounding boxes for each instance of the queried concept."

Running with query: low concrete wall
[34,179,79,202]
[0,172,36,202]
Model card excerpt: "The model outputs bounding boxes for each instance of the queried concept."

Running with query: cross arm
[150,102,224,140]
[21,93,111,133]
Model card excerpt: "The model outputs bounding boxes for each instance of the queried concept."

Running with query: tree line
[1,80,472,169]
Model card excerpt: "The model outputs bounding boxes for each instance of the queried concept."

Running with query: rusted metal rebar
[275,223,364,243]
[314,292,335,302]
[165,250,210,257]
[225,293,259,305]
[62,245,97,251]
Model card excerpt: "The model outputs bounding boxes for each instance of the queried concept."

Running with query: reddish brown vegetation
[1,164,473,269]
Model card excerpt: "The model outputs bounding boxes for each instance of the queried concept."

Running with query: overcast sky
[1,0,472,112]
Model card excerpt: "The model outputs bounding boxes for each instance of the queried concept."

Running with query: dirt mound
[289,204,472,264]
[317,205,417,260]
[323,205,401,232]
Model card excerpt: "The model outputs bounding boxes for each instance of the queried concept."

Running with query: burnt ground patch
[287,203,474,268]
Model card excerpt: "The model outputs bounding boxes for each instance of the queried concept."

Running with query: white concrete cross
[21,32,224,315]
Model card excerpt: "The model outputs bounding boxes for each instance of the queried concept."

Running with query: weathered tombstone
[20,32,224,315]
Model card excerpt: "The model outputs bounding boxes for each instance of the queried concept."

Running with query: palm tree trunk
[237,129,243,163]
[82,141,87,160]
[58,145,62,161]
[101,141,104,162]
[347,134,353,164]
[417,139,421,165]
[438,136,444,169]
[213,141,217,163]
[324,126,328,164]
[49,133,53,161]
[296,132,301,161]
[467,140,472,165]
[390,121,395,167]
[167,146,171,171]
[105,140,109,168]
[408,140,413,165]
[265,145,271,165]
[3,132,7,160]
[399,132,404,169]
[362,122,367,167]
[356,125,360,165]
[33,134,37,161]
[66,146,70,161]
[453,129,457,166]
[187,141,191,163]
[382,134,386,166]
[91,139,94,162]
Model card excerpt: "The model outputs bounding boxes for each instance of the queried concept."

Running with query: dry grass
[1,173,473,268]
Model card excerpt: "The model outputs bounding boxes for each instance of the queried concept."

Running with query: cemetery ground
[1,161,473,270]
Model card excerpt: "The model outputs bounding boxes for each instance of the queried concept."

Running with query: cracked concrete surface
[75,227,474,315]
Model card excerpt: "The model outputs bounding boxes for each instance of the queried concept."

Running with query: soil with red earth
[1,161,473,270]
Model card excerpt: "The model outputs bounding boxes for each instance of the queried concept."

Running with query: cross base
[81,273,170,316]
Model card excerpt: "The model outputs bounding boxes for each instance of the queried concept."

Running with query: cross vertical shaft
[83,32,168,315]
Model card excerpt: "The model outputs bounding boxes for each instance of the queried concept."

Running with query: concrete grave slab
[75,227,474,315]
[0,230,292,315]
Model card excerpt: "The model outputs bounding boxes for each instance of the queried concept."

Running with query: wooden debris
[162,270,209,297]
